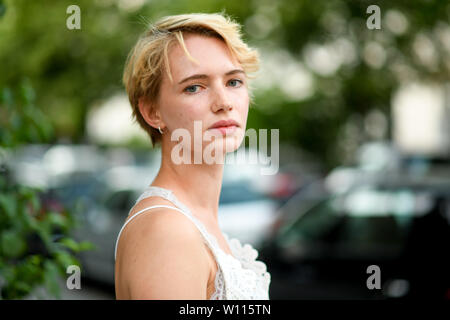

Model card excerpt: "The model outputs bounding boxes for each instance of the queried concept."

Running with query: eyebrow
[177,69,245,85]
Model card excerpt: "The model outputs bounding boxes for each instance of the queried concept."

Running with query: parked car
[259,167,450,300]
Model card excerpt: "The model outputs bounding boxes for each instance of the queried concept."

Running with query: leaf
[18,185,34,199]
[20,79,35,105]
[0,194,16,218]
[58,238,95,253]
[58,238,80,252]
[28,254,42,266]
[43,260,61,299]
[46,211,68,227]
[14,281,31,294]
[55,251,78,270]
[78,241,95,252]
[0,230,27,258]
[0,264,15,283]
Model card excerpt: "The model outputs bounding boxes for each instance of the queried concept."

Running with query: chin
[222,132,244,152]
[201,135,242,165]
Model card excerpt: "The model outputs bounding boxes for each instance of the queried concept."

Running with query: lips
[208,119,239,130]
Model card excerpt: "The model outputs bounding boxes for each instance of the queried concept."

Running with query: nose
[211,86,233,113]
[212,103,232,113]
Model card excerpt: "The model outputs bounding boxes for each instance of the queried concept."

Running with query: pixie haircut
[122,12,260,146]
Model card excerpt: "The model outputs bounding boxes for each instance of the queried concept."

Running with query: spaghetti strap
[114,204,196,260]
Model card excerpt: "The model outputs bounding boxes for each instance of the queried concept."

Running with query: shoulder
[118,196,201,252]
[115,198,211,299]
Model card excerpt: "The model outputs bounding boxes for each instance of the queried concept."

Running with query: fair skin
[115,33,250,299]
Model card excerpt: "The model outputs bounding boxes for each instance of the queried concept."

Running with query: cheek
[237,86,249,105]
[173,104,205,132]
[237,92,250,117]
[182,104,204,123]
[163,95,199,128]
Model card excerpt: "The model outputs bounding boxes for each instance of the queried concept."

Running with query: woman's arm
[116,209,211,299]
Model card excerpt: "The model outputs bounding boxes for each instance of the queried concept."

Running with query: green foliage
[0,0,5,19]
[0,79,94,299]
[0,79,53,147]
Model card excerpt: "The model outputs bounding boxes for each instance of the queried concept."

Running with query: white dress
[114,186,271,300]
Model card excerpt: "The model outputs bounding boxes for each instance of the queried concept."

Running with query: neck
[151,140,225,224]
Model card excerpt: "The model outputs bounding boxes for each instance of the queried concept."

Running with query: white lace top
[114,186,271,300]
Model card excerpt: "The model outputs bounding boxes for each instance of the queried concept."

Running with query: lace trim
[209,265,225,300]
[224,233,271,286]
[214,246,270,299]
[203,231,271,300]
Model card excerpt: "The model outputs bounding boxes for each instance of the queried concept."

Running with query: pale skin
[115,33,250,299]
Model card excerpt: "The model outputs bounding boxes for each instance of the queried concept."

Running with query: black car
[259,173,450,300]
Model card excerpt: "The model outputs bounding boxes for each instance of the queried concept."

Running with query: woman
[114,12,271,300]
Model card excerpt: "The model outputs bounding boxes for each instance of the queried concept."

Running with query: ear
[138,96,164,129]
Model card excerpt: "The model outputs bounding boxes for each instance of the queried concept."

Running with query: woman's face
[156,33,249,163]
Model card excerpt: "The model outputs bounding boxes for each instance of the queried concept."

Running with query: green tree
[0,77,94,299]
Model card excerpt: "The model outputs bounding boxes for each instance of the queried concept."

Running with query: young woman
[114,12,270,300]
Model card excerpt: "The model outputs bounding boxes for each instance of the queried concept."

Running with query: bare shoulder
[115,198,211,300]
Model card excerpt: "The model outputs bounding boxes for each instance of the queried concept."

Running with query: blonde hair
[123,12,260,146]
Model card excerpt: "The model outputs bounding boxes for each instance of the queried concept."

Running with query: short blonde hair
[123,12,260,146]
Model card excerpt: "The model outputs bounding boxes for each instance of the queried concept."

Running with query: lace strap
[134,186,193,217]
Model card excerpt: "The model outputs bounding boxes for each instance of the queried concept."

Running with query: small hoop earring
[158,126,163,134]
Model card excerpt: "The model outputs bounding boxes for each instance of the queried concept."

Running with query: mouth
[208,125,238,135]
[208,119,240,130]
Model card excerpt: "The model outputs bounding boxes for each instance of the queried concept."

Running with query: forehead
[166,34,241,82]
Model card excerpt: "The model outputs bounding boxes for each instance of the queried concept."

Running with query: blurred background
[1,0,450,300]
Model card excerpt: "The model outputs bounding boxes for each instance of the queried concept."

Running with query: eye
[183,85,201,94]
[228,79,243,87]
